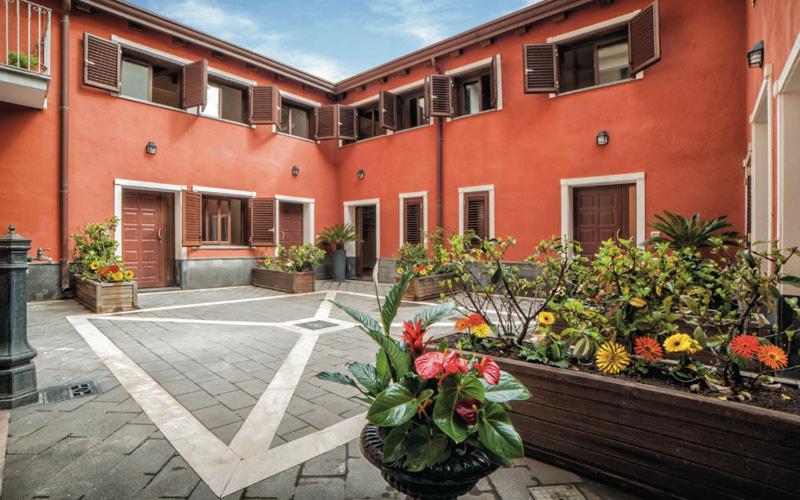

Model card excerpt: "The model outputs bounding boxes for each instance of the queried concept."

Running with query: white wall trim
[279,90,321,108]
[115,178,186,192]
[774,32,800,95]
[560,172,646,246]
[546,10,640,44]
[275,195,315,248]
[458,185,495,238]
[749,71,772,249]
[398,191,429,246]
[192,185,256,198]
[343,199,381,258]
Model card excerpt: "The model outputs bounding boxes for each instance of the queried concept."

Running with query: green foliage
[650,211,739,249]
[262,244,325,272]
[395,227,453,277]
[7,51,39,70]
[316,223,360,250]
[70,216,133,282]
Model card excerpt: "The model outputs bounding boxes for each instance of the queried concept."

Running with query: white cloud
[151,0,348,81]
[367,0,466,47]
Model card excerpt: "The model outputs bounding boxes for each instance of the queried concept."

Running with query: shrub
[70,217,134,282]
[262,244,325,272]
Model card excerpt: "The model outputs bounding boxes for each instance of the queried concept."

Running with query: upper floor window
[454,68,495,117]
[357,102,387,140]
[397,89,427,131]
[121,57,181,108]
[201,80,247,123]
[558,28,629,93]
[280,99,314,139]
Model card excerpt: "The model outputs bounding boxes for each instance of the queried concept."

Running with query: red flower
[415,351,468,380]
[108,264,120,273]
[731,335,761,358]
[402,320,430,357]
[454,397,480,425]
[474,356,501,385]
[634,337,664,362]
[468,313,485,327]
[414,264,425,272]
[444,351,468,376]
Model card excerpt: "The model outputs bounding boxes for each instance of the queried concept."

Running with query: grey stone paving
[2,282,639,499]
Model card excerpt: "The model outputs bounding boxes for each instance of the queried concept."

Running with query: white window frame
[275,195,316,253]
[399,191,428,246]
[458,185,495,238]
[343,198,381,259]
[560,172,645,246]
[445,55,503,121]
[749,75,772,250]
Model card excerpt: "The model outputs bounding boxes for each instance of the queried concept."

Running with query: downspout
[432,57,444,228]
[59,0,71,292]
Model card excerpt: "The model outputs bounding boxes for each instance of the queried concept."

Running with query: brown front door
[355,205,377,276]
[573,185,631,256]
[279,202,304,247]
[122,190,174,288]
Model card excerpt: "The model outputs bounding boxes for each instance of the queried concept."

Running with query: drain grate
[529,484,586,500]
[40,381,99,404]
[296,320,338,331]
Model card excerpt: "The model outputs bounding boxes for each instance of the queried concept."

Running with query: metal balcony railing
[1,0,51,76]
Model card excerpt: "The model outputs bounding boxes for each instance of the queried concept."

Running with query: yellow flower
[628,297,647,308]
[111,271,124,282]
[89,261,100,270]
[663,333,693,353]
[419,268,428,277]
[595,342,630,374]
[537,311,555,326]
[396,267,404,274]
[472,323,492,339]
[124,270,134,280]
[427,264,434,271]
[687,340,703,354]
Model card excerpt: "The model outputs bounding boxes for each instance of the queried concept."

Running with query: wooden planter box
[402,274,454,301]
[75,278,138,313]
[495,356,800,499]
[252,268,314,294]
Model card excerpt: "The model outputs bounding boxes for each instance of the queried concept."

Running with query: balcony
[0,0,51,109]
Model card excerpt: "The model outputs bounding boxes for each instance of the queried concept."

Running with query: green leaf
[381,272,413,335]
[347,362,385,396]
[780,275,800,286]
[482,372,532,403]
[405,426,452,472]
[433,376,484,443]
[382,422,410,463]
[332,300,383,336]
[367,383,418,426]
[375,349,391,385]
[477,403,524,460]
[316,371,359,389]
[412,302,455,329]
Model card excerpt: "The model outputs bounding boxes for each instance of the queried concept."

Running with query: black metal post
[0,224,38,408]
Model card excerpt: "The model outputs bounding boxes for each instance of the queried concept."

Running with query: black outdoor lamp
[145,141,157,155]
[595,130,609,146]
[291,165,300,176]
[748,40,764,68]
[357,169,366,180]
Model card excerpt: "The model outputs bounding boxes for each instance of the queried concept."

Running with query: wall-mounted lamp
[291,165,300,176]
[747,40,764,68]
[595,130,609,146]
[145,141,157,155]
[357,169,366,180]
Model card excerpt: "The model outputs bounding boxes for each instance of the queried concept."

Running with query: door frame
[560,172,645,246]
[343,198,380,261]
[275,195,315,252]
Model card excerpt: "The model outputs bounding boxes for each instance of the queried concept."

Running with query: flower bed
[252,268,314,294]
[75,278,138,313]
[252,244,324,294]
[402,273,454,301]
[394,234,455,301]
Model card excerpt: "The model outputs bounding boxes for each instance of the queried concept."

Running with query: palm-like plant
[316,223,360,250]
[650,211,739,249]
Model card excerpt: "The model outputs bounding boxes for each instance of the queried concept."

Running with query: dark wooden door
[355,205,377,276]
[573,185,630,256]
[122,190,173,288]
[279,202,304,247]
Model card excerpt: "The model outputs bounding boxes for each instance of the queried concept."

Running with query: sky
[127,0,541,82]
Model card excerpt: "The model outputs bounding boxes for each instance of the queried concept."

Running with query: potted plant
[6,51,39,71]
[316,223,360,282]
[70,216,137,313]
[252,243,325,293]
[318,273,531,499]
[395,228,457,301]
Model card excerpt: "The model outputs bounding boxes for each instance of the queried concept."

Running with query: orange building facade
[0,0,797,299]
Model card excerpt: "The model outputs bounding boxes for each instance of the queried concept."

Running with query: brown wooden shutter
[464,191,489,241]
[315,105,337,140]
[489,54,499,108]
[182,191,202,247]
[404,197,424,245]
[523,44,558,93]
[379,90,398,131]
[181,59,208,109]
[425,75,454,117]
[250,198,276,246]
[628,1,661,74]
[338,105,358,141]
[83,33,121,92]
[250,85,280,125]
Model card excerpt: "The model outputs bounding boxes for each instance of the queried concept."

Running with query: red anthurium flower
[402,320,430,357]
[415,351,445,379]
[474,356,501,385]
[454,397,480,425]
[443,351,469,376]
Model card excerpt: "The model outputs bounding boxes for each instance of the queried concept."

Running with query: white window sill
[549,72,643,99]
[196,245,254,250]
[276,131,318,144]
[115,94,254,128]
[447,107,500,123]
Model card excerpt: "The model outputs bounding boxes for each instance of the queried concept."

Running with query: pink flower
[474,356,500,385]
[415,351,468,380]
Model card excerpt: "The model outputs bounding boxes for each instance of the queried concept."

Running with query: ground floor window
[202,197,247,245]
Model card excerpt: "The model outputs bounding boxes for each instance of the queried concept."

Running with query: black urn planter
[360,425,498,500]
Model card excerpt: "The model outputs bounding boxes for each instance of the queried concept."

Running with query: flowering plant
[261,244,325,273]
[70,217,134,283]
[394,228,453,278]
[318,272,531,471]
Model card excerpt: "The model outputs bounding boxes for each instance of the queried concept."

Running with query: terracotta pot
[360,424,498,500]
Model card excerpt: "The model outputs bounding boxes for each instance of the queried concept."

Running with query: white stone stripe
[314,291,337,319]
[229,332,319,458]
[67,316,240,496]
[93,316,284,327]
[0,409,9,498]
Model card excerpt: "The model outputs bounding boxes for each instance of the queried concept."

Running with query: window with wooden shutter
[425,74,454,117]
[339,105,358,141]
[250,85,280,125]
[628,1,660,74]
[464,191,489,242]
[379,90,398,131]
[83,33,121,92]
[315,104,357,141]
[182,191,202,247]
[403,197,423,245]
[523,44,558,93]
[315,105,337,140]
[250,198,276,246]
[181,59,208,109]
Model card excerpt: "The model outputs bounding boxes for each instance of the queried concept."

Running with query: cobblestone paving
[2,282,640,500]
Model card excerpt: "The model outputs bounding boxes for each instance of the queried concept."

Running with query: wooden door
[573,185,630,256]
[122,190,174,288]
[279,202,304,247]
[355,205,377,276]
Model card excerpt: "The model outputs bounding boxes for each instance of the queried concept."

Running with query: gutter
[60,0,71,292]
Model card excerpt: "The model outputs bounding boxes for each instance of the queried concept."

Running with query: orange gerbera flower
[730,335,760,358]
[455,318,471,332]
[757,344,788,370]
[634,336,663,362]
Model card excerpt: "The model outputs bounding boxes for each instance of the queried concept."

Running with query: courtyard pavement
[1,281,639,500]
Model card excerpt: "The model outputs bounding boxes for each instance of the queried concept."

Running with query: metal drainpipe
[59,0,71,292]
[433,57,444,228]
